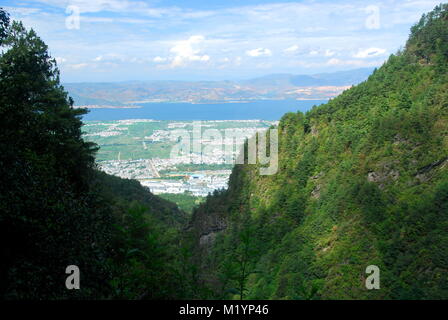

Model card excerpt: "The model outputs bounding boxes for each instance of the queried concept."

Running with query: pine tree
[0,15,109,299]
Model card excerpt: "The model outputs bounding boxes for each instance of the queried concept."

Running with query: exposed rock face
[415,157,448,183]
[311,172,324,199]
[188,209,227,250]
[367,158,448,186]
[367,163,399,188]
[311,184,322,199]
[198,220,227,247]
[393,133,410,145]
[311,172,324,180]
[199,232,219,247]
[367,170,399,183]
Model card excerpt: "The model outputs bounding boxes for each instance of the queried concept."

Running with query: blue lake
[82,99,327,121]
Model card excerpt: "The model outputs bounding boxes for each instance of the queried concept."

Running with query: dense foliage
[189,4,448,300]
[0,9,192,299]
[158,192,205,214]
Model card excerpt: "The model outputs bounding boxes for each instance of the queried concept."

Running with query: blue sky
[0,0,442,82]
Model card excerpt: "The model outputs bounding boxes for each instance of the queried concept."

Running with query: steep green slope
[189,4,448,300]
[93,171,187,226]
[0,13,191,300]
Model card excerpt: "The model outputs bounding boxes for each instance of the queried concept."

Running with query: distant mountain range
[64,68,375,106]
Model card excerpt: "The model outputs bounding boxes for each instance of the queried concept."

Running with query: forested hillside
[0,10,194,300]
[188,4,448,300]
[1,4,448,301]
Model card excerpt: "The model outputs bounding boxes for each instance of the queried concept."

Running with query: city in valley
[83,119,277,197]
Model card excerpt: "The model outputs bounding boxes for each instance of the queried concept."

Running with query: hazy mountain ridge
[64,68,374,106]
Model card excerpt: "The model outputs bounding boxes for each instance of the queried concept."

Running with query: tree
[234,222,258,300]
[0,9,192,300]
[0,14,108,299]
[0,8,9,43]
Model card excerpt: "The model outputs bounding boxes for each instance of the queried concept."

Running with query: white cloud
[302,26,327,32]
[153,56,167,63]
[11,0,440,81]
[324,49,336,57]
[55,57,67,64]
[2,6,41,15]
[306,49,336,57]
[353,47,387,59]
[326,58,384,67]
[246,48,272,57]
[91,53,127,63]
[235,57,242,66]
[68,63,88,70]
[169,35,210,68]
[327,58,347,66]
[284,45,299,54]
[34,0,148,14]
[256,62,272,69]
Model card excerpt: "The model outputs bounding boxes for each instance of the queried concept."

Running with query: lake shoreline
[82,99,327,121]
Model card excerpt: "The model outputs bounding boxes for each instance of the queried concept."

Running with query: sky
[0,0,442,82]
